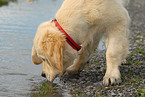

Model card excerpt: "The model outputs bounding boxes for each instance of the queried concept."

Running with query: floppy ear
[45,41,64,72]
[41,32,65,72]
[31,45,42,65]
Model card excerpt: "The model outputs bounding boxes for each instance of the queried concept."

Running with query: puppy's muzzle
[41,73,46,78]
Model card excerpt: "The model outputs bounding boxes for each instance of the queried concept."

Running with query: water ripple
[1,73,28,76]
[0,0,63,97]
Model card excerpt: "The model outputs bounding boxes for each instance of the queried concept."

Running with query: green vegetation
[127,32,145,66]
[0,0,17,7]
[96,93,103,97]
[137,88,145,95]
[0,0,8,6]
[70,89,82,96]
[28,81,59,97]
[136,88,145,97]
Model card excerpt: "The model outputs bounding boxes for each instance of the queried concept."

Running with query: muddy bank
[29,0,145,96]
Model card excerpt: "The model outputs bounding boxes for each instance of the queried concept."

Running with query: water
[0,0,105,96]
[0,0,64,96]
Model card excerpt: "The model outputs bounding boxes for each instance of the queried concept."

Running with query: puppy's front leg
[103,55,122,85]
[103,24,129,85]
[66,48,89,74]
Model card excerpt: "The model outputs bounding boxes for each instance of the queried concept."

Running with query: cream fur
[31,0,130,85]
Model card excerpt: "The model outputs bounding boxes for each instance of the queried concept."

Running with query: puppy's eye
[42,58,45,61]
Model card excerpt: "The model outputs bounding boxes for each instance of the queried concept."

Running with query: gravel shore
[60,0,145,96]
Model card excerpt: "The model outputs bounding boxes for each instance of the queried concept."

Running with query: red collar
[52,19,81,51]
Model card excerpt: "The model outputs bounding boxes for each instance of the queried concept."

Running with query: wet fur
[32,0,130,85]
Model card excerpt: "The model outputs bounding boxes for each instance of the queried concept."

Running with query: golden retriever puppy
[31,0,130,85]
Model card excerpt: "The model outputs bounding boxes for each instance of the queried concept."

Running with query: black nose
[41,73,46,78]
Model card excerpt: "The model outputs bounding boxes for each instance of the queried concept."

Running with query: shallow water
[0,0,105,96]
[0,0,64,96]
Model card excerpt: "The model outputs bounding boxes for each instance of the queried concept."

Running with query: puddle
[0,0,105,96]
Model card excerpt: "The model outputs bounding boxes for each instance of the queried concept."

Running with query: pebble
[111,92,116,96]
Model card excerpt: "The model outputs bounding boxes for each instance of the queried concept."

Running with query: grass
[69,88,83,96]
[37,83,57,96]
[136,88,145,97]
[0,0,8,6]
[96,93,103,97]
[0,0,17,6]
[127,32,145,66]
[28,81,58,97]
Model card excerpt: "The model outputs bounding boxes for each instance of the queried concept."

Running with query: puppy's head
[32,22,66,82]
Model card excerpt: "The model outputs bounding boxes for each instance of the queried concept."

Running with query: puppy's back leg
[103,23,129,85]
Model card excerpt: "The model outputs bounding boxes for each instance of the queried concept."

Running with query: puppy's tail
[121,0,130,7]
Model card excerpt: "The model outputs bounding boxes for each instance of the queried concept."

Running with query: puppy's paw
[103,76,121,86]
[65,68,79,75]
[65,65,80,74]
[103,70,121,86]
[121,59,127,64]
[62,69,81,79]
